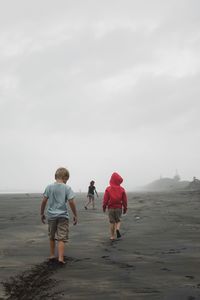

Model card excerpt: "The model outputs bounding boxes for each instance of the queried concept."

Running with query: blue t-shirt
[44,182,75,220]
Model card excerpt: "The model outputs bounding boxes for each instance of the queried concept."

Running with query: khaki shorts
[108,208,122,223]
[48,218,69,243]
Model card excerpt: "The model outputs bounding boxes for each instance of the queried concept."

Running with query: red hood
[109,172,123,186]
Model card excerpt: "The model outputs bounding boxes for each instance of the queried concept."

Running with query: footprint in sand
[117,248,125,252]
[185,275,195,279]
[162,249,181,254]
[104,248,111,252]
[101,256,135,269]
[101,255,110,259]
[160,267,171,272]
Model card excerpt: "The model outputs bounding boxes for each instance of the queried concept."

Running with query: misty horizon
[0,171,196,193]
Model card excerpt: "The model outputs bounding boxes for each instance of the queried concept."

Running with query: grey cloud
[0,0,200,191]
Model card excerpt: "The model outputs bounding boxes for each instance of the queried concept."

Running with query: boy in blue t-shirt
[40,167,77,265]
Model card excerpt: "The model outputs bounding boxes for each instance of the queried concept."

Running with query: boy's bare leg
[110,223,115,240]
[116,222,121,231]
[58,241,65,262]
[49,240,56,259]
[92,199,95,209]
[116,222,121,238]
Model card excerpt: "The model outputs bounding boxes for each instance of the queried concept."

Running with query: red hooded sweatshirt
[103,172,127,211]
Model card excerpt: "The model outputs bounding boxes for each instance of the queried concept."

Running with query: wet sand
[0,191,200,299]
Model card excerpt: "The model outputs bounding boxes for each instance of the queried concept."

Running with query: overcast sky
[0,0,200,192]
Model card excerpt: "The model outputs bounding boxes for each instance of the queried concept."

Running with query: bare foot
[58,260,66,266]
[49,256,56,260]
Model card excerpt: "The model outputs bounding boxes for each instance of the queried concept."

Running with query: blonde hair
[55,167,70,180]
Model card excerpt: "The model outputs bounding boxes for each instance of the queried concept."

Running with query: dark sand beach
[0,191,200,300]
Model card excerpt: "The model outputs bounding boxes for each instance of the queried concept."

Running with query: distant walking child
[40,167,77,265]
[103,172,127,240]
[85,180,98,210]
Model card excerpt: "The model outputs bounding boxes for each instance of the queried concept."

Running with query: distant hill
[142,175,200,191]
[187,177,200,190]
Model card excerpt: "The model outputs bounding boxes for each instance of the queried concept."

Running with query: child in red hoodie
[103,172,127,240]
